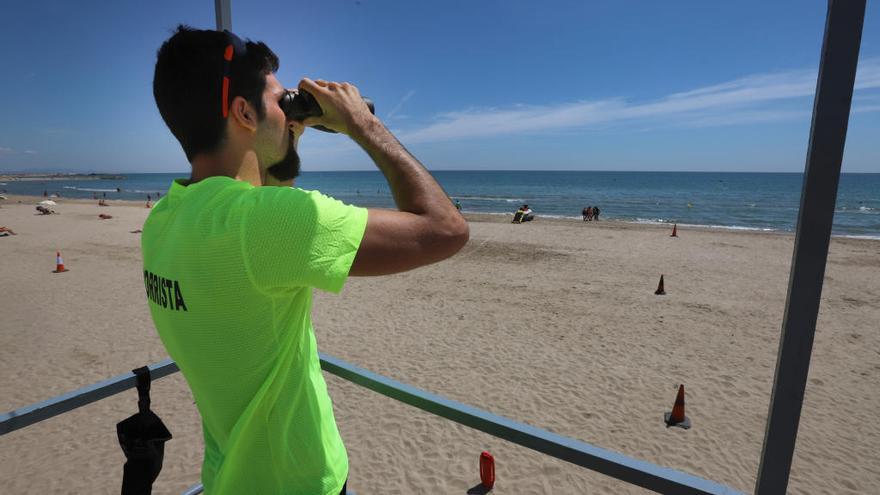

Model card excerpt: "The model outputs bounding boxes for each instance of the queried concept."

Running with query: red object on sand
[480,451,495,489]
[53,251,69,273]
[671,224,678,237]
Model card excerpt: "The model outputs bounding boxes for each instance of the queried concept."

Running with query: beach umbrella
[116,366,172,495]
[38,200,57,206]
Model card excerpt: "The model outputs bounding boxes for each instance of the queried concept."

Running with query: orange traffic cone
[480,451,495,490]
[664,384,691,429]
[654,275,666,295]
[671,224,678,237]
[53,251,69,273]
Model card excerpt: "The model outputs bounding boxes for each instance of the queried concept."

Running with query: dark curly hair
[153,25,280,162]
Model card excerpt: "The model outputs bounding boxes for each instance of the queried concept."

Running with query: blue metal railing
[1,354,739,495]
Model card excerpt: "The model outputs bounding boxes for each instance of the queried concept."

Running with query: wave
[633,217,669,224]
[65,186,160,194]
[466,211,512,217]
[63,186,119,192]
[840,234,880,241]
[469,212,786,234]
[679,223,776,232]
[454,195,524,203]
[539,214,585,220]
[630,217,776,232]
[836,206,877,214]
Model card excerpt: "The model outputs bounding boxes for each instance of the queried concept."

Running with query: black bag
[116,366,173,495]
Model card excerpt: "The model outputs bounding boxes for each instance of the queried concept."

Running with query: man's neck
[189,148,262,187]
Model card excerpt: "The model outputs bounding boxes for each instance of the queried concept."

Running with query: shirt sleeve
[241,187,368,294]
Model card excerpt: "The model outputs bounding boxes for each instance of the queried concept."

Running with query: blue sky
[1,0,878,173]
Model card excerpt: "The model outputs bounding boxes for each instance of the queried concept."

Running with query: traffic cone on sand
[664,384,691,429]
[53,251,69,273]
[671,224,678,237]
[654,275,666,295]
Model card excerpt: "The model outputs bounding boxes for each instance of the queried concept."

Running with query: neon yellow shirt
[141,177,367,495]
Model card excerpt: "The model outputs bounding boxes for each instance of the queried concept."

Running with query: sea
[2,171,878,239]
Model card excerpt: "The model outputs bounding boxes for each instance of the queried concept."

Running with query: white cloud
[394,57,880,145]
[387,89,416,119]
[853,104,880,113]
[0,147,39,155]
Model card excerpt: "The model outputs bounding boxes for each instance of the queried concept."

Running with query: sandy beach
[1,195,878,494]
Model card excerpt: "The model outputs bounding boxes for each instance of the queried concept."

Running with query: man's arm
[299,78,469,276]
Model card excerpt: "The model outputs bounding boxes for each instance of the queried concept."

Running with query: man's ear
[229,96,258,132]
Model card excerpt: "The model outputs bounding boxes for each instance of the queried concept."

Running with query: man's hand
[298,78,377,136]
[294,76,468,276]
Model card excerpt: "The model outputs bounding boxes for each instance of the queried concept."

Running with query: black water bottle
[279,90,374,133]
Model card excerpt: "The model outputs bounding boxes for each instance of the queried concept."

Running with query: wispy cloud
[0,147,38,155]
[853,104,880,113]
[386,89,416,119]
[395,58,880,144]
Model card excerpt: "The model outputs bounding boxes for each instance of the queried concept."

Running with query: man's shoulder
[245,187,357,214]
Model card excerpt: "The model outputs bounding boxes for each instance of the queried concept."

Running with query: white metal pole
[215,0,232,31]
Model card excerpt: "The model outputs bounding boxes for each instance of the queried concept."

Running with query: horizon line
[3,169,879,175]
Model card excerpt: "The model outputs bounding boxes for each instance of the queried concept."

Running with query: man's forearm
[350,118,455,217]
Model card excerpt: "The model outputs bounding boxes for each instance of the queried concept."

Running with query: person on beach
[593,206,600,221]
[522,204,534,222]
[512,205,525,223]
[144,26,468,495]
[582,206,592,221]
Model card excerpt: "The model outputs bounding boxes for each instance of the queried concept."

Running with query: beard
[266,134,301,182]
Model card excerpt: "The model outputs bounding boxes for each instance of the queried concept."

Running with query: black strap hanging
[116,366,173,495]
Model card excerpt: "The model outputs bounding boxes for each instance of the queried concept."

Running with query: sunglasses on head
[221,30,247,119]
[220,31,326,125]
